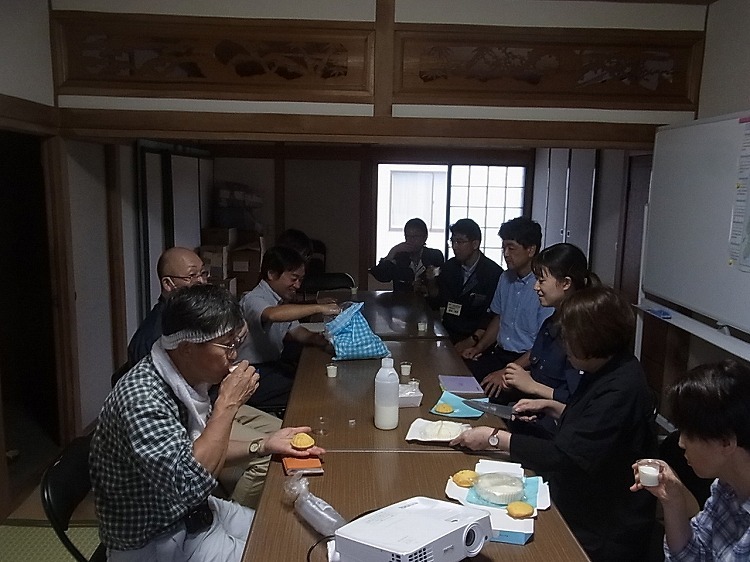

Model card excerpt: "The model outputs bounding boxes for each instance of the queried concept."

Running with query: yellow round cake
[435,403,454,414]
[507,501,534,519]
[291,432,315,450]
[451,469,479,487]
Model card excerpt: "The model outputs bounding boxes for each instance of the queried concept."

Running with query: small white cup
[637,459,661,487]
[417,321,428,332]
[399,361,412,383]
[326,363,338,378]
[351,286,358,296]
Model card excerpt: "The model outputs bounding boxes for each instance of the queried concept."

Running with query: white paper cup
[417,321,428,332]
[637,459,661,487]
[399,362,412,383]
[351,286,358,296]
[326,363,338,378]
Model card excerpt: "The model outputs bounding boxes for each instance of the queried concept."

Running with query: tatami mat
[0,525,100,561]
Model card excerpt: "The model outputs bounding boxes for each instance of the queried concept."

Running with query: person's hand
[511,398,545,421]
[386,242,414,260]
[262,426,326,457]
[461,345,483,360]
[318,303,341,316]
[453,337,474,354]
[480,371,505,397]
[425,266,438,281]
[630,460,683,499]
[503,363,535,394]
[217,361,259,409]
[450,426,505,451]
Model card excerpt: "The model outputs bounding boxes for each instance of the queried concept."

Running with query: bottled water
[374,357,399,430]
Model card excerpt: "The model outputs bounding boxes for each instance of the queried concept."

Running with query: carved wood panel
[395,26,704,110]
[51,12,374,102]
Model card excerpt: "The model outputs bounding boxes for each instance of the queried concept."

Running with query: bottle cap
[381,357,394,368]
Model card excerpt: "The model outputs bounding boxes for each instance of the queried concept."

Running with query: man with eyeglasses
[425,218,503,353]
[92,284,324,561]
[126,246,283,510]
[127,247,210,365]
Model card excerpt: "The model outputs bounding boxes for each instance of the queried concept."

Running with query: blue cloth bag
[325,302,389,360]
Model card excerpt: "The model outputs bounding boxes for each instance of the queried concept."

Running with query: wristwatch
[248,439,263,456]
[488,427,502,449]
[471,333,480,343]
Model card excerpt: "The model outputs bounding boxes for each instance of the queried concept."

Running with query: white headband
[160,325,234,350]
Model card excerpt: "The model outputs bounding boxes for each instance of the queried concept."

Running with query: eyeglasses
[450,238,472,245]
[166,270,210,283]
[210,334,247,356]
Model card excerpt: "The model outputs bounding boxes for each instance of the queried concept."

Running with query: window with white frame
[376,163,527,269]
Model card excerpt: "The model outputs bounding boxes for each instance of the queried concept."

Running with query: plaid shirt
[666,479,750,561]
[90,356,217,550]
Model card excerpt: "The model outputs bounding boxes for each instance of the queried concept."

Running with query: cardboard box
[201,227,237,248]
[200,245,229,281]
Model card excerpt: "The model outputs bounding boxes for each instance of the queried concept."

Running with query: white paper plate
[405,418,471,442]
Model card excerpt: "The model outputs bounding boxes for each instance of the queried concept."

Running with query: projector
[334,496,492,562]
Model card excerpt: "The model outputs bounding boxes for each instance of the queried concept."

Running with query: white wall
[119,144,141,343]
[285,160,361,284]
[0,0,54,105]
[67,140,113,429]
[698,0,750,118]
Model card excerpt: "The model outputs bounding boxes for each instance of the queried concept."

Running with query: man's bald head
[157,247,208,297]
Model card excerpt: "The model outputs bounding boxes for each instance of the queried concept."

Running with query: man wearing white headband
[91,284,324,561]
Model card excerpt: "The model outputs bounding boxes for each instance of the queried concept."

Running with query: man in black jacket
[427,219,502,352]
[370,217,444,294]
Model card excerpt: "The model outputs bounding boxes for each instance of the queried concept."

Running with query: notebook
[282,456,324,476]
[438,375,485,396]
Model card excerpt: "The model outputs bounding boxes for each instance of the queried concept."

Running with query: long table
[317,290,450,340]
[243,452,589,561]
[285,340,493,452]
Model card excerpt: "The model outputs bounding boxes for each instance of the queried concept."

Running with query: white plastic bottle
[374,357,399,430]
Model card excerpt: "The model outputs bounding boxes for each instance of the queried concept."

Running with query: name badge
[446,302,462,316]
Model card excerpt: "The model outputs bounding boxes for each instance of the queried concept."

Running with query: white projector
[334,496,492,562]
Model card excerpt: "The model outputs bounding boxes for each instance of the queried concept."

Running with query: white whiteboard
[643,111,750,334]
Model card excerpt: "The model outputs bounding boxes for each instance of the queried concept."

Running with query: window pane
[452,165,470,186]
[450,185,469,207]
[467,207,485,225]
[485,207,505,227]
[469,165,488,187]
[450,206,467,223]
[487,187,506,208]
[468,186,487,207]
[391,171,433,229]
[505,207,523,222]
[488,166,507,187]
[506,187,524,208]
[506,167,525,187]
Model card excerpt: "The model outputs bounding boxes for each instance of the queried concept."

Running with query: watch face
[249,441,260,454]
[488,435,499,447]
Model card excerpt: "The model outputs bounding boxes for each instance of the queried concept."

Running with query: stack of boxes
[199,227,264,296]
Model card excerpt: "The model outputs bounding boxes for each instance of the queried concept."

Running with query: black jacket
[370,246,444,292]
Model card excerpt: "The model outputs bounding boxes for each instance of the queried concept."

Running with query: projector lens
[464,523,485,556]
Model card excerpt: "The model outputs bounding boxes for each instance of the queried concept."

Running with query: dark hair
[498,217,542,252]
[277,228,313,260]
[162,284,244,339]
[532,243,600,292]
[404,218,428,236]
[450,218,482,242]
[261,246,306,279]
[669,360,750,450]
[559,286,634,359]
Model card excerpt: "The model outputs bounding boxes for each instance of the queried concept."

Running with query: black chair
[110,361,131,388]
[308,239,327,275]
[302,272,356,295]
[41,434,107,562]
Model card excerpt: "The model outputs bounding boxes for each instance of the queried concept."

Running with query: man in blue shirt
[461,217,553,398]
